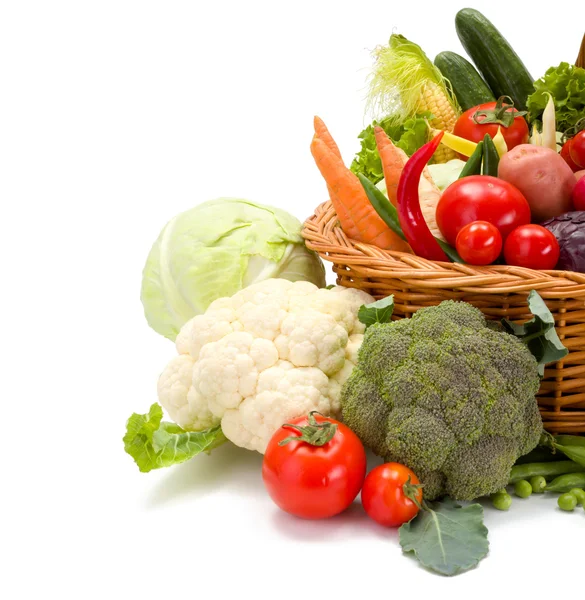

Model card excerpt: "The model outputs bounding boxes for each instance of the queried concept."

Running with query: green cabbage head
[140,198,326,340]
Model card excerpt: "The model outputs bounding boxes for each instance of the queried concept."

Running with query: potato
[498,144,576,222]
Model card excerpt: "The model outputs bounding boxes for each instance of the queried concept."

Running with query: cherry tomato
[453,99,529,151]
[503,224,560,270]
[456,221,503,265]
[569,130,585,168]
[262,412,366,519]
[561,139,581,172]
[436,175,531,246]
[572,177,585,211]
[361,463,422,527]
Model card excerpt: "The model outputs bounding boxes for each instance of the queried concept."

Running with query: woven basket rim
[302,200,585,298]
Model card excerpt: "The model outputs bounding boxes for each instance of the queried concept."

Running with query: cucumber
[434,51,494,111]
[455,8,534,112]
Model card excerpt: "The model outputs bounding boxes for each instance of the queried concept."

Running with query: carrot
[374,126,408,208]
[310,135,411,252]
[314,116,342,158]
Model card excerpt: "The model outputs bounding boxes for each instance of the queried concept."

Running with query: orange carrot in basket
[314,116,342,158]
[375,126,408,208]
[310,135,411,252]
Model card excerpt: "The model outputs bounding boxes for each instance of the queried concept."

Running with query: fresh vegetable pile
[124,7,585,580]
[318,8,585,272]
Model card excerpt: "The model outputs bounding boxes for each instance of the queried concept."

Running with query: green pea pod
[481,134,500,177]
[553,443,585,467]
[458,141,484,178]
[358,173,465,264]
[508,460,585,484]
[555,435,585,447]
[545,472,585,493]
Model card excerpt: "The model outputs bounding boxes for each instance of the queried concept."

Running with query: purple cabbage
[541,212,585,273]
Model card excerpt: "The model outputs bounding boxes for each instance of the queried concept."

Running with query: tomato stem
[279,411,338,447]
[402,476,424,510]
[472,95,527,128]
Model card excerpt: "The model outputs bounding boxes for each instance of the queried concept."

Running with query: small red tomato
[569,131,585,168]
[262,412,367,519]
[436,175,531,246]
[361,463,422,527]
[561,139,581,172]
[456,221,503,265]
[572,177,585,211]
[504,224,560,270]
[453,98,529,152]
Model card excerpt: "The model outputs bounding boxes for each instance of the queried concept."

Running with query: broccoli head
[341,300,543,501]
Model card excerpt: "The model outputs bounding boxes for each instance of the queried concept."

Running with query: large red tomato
[453,97,529,151]
[436,175,531,246]
[262,412,367,519]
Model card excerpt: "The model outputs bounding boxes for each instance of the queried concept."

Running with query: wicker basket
[303,200,585,434]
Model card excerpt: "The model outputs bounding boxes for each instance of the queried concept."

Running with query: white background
[2,1,584,597]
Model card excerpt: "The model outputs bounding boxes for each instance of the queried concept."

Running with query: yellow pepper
[432,129,477,158]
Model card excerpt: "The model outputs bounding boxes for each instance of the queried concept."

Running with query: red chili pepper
[397,132,449,262]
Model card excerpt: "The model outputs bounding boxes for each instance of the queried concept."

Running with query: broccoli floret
[341,300,543,501]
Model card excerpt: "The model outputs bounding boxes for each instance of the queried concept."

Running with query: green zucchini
[455,8,534,112]
[434,51,494,111]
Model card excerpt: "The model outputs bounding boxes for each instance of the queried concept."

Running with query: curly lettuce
[350,113,431,183]
[527,63,585,134]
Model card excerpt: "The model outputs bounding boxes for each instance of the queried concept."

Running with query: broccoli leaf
[399,498,489,576]
[358,295,394,328]
[123,403,226,472]
[502,290,569,377]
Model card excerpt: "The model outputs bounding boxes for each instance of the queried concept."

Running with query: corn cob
[367,34,461,163]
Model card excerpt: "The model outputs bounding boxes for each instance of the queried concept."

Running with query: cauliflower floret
[221,363,331,452]
[156,278,374,452]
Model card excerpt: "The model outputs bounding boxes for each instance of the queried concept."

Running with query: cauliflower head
[341,300,543,501]
[157,278,374,452]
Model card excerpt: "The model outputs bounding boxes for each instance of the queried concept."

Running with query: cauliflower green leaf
[124,403,226,472]
[399,498,489,576]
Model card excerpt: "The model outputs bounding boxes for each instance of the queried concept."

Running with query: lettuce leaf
[123,403,226,472]
[527,63,585,134]
[350,112,432,184]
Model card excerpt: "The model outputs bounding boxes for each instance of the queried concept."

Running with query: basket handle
[576,32,585,69]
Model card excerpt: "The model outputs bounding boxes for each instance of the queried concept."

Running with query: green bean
[491,491,512,511]
[481,134,500,177]
[514,480,532,498]
[458,141,483,179]
[358,174,406,241]
[529,476,547,493]
[508,461,585,484]
[545,472,585,493]
[558,493,577,511]
[569,488,585,506]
